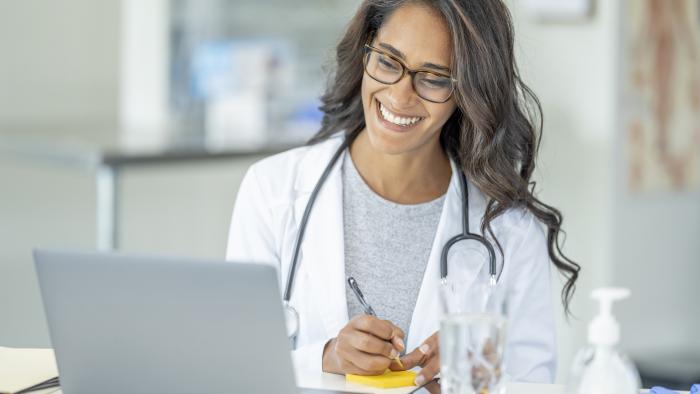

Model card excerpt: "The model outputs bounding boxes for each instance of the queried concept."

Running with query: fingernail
[419,343,430,354]
[398,337,405,351]
[390,348,398,358]
[415,375,425,386]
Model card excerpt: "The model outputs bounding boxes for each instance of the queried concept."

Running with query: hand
[399,332,439,386]
[470,338,502,391]
[402,332,503,392]
[322,315,405,375]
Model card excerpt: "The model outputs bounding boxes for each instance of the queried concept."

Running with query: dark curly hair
[309,0,580,314]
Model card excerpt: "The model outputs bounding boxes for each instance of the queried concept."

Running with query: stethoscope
[281,138,499,346]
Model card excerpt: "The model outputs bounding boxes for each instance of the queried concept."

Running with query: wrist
[322,337,340,374]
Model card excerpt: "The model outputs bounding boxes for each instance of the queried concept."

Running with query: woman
[226,0,579,385]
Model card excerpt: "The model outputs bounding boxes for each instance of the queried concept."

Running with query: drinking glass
[438,280,507,394]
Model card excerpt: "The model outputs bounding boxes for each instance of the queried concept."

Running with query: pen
[347,276,405,369]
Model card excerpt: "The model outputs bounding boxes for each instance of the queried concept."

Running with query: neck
[349,130,452,204]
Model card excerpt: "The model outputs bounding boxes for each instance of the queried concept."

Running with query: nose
[386,73,419,109]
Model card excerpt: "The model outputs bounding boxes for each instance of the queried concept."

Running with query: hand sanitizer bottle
[567,287,641,394]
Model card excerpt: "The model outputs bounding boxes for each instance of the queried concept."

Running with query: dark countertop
[0,129,303,170]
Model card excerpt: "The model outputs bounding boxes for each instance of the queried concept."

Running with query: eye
[419,76,451,89]
[378,55,400,71]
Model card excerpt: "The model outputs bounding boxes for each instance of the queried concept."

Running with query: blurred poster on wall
[623,0,700,192]
[519,0,592,21]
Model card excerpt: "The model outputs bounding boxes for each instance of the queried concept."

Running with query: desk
[39,378,688,394]
[296,369,568,393]
[0,131,296,250]
[294,370,688,393]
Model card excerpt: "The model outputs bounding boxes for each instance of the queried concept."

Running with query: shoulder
[467,180,543,249]
[465,179,541,243]
[243,135,345,203]
[498,205,540,238]
[494,204,545,255]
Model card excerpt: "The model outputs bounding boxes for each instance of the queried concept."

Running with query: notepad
[346,370,417,388]
[0,347,58,394]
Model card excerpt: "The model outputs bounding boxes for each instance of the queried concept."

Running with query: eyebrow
[377,42,452,74]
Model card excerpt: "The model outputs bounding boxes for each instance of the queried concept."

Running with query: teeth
[379,102,422,126]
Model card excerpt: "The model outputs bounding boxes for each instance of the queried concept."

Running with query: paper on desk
[0,347,58,394]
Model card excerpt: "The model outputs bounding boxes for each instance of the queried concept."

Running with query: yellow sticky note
[346,370,417,389]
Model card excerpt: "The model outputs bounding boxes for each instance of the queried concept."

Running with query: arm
[227,166,403,375]
[226,165,278,265]
[503,212,557,383]
[227,166,327,371]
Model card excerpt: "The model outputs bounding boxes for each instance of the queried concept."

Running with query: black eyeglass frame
[362,43,458,104]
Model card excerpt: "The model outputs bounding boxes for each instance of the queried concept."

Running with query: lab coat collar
[293,136,348,339]
[293,136,346,194]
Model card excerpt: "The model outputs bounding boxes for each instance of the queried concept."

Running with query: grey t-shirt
[342,153,445,337]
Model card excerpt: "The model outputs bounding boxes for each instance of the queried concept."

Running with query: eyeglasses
[363,44,456,103]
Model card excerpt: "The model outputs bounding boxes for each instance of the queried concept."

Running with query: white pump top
[588,287,630,346]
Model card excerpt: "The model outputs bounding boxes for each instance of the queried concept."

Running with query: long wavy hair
[308,0,580,314]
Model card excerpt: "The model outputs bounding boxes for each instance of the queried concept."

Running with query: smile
[376,101,424,128]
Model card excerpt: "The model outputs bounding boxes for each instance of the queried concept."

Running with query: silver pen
[347,276,404,369]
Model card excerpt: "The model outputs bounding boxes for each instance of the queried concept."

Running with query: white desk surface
[297,369,567,393]
[37,370,687,394]
[295,370,687,393]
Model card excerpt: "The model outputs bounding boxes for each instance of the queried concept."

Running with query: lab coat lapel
[406,161,488,351]
[293,138,348,340]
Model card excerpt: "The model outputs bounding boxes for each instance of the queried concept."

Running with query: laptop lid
[34,249,298,394]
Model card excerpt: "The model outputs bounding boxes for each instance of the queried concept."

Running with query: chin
[364,123,426,156]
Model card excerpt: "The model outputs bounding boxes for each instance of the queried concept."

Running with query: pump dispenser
[567,287,641,394]
[589,287,627,345]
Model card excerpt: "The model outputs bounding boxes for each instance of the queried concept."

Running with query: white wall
[510,0,700,382]
[508,0,620,383]
[0,0,120,130]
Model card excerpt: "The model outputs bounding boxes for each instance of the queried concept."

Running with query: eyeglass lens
[364,48,453,103]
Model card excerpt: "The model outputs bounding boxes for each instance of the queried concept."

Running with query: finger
[418,340,436,358]
[482,338,498,365]
[337,358,376,376]
[348,331,399,359]
[383,320,406,341]
[337,344,392,375]
[351,315,396,341]
[425,380,441,394]
[390,335,405,353]
[398,346,427,370]
[388,357,406,371]
[415,355,440,386]
[382,320,405,353]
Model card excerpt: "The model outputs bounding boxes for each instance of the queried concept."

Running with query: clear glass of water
[438,280,507,394]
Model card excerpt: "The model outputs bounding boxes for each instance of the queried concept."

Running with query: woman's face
[361,3,457,156]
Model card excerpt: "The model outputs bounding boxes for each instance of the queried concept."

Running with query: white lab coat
[226,135,556,383]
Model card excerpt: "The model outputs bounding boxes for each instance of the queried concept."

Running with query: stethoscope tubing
[283,139,499,304]
[283,139,350,302]
[441,170,499,284]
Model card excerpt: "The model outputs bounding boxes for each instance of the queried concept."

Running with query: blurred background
[1,0,698,388]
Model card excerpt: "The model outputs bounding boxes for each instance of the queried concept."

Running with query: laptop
[34,249,350,394]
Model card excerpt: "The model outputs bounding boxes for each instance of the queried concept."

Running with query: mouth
[375,99,425,132]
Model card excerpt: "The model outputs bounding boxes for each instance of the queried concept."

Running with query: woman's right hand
[322,315,405,375]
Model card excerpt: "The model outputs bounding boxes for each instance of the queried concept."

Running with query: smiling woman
[226,0,580,386]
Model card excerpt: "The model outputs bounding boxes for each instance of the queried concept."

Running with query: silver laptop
[34,249,349,394]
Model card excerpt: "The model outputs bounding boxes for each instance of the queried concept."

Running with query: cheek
[427,103,457,128]
[361,77,369,108]
[361,75,378,108]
